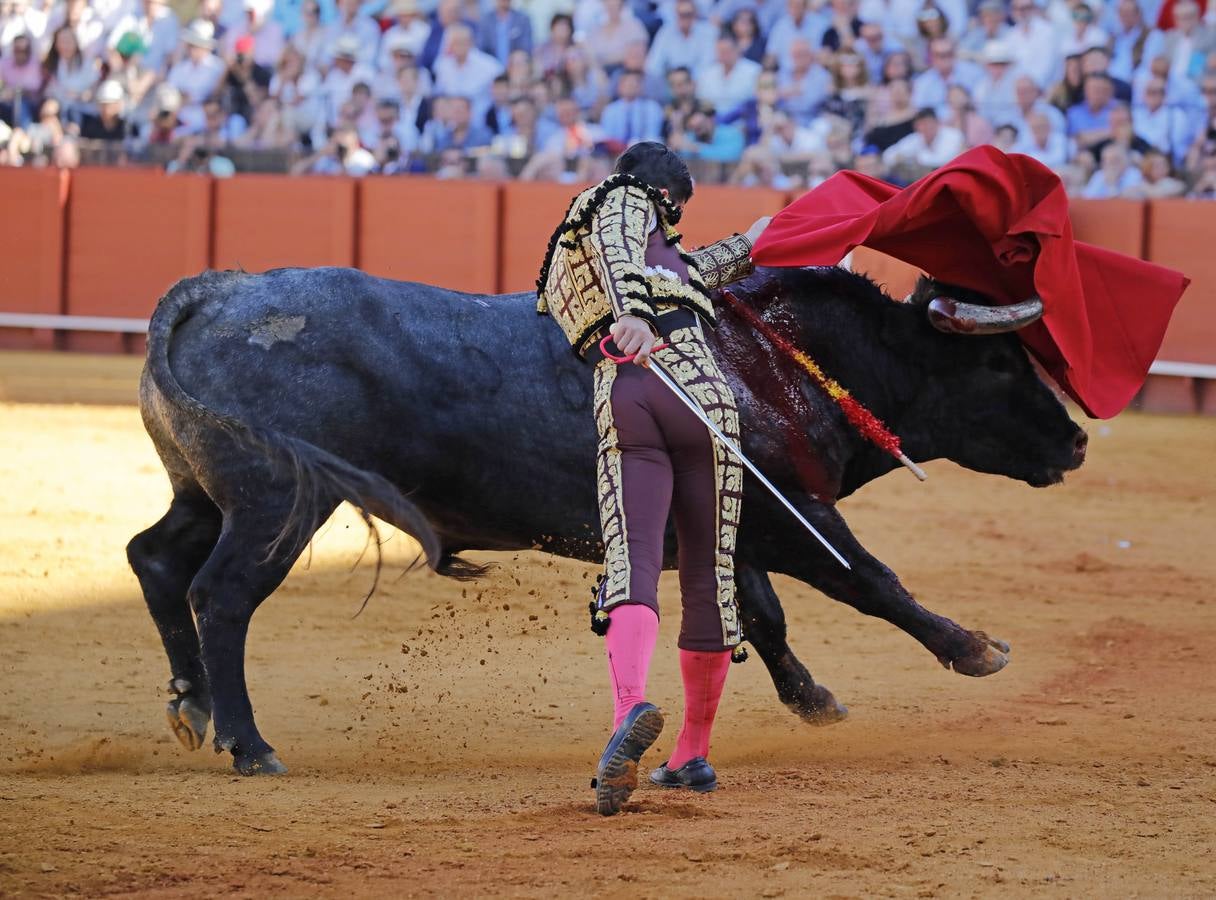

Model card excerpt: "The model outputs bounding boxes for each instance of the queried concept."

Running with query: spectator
[1109,0,1164,82]
[912,6,950,68]
[1134,75,1190,160]
[767,0,828,64]
[972,40,1019,126]
[1047,48,1085,109]
[107,0,179,75]
[492,93,552,157]
[729,9,766,63]
[504,46,535,92]
[730,109,824,186]
[720,69,783,144]
[419,0,469,73]
[881,106,964,171]
[1082,46,1132,101]
[600,67,664,144]
[195,95,247,142]
[270,44,321,138]
[322,0,380,68]
[1124,146,1187,194]
[483,73,513,133]
[778,37,832,121]
[943,82,994,145]
[1013,107,1070,164]
[360,95,417,152]
[43,24,99,122]
[1006,0,1060,87]
[1157,0,1212,82]
[166,20,226,131]
[816,50,871,133]
[378,0,431,71]
[1187,139,1216,195]
[662,64,709,136]
[960,0,1010,58]
[292,122,376,173]
[1011,72,1066,133]
[523,94,602,179]
[821,0,863,52]
[78,78,128,139]
[1082,141,1143,194]
[391,62,431,131]
[223,35,273,123]
[477,0,532,65]
[1058,3,1109,58]
[289,0,328,71]
[697,34,761,116]
[106,32,157,117]
[558,46,609,117]
[586,0,648,71]
[863,75,915,150]
[911,38,982,112]
[316,34,374,127]
[534,13,574,76]
[0,32,41,126]
[234,94,295,147]
[144,83,181,143]
[614,39,666,99]
[1088,101,1154,160]
[1066,71,1117,147]
[645,0,715,77]
[434,21,503,111]
[48,0,105,61]
[421,92,493,152]
[857,20,901,84]
[13,96,65,159]
[1,1,49,58]
[716,0,786,36]
[669,104,746,162]
[221,0,286,70]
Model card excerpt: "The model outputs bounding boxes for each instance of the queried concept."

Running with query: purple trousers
[592,324,743,651]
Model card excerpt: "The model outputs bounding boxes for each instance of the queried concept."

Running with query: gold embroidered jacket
[536,173,755,356]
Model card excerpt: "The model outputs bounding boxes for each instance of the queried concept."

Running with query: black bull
[127,264,1088,775]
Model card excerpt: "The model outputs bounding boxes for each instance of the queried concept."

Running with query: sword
[599,336,851,570]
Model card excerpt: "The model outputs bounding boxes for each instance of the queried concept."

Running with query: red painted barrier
[359,177,499,293]
[0,168,69,350]
[498,180,587,294]
[677,185,786,250]
[213,174,356,272]
[1144,200,1216,367]
[66,167,211,351]
[1068,198,1146,258]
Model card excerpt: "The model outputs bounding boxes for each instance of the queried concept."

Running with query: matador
[537,142,768,815]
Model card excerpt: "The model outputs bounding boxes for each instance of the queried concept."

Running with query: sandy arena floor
[0,399,1213,898]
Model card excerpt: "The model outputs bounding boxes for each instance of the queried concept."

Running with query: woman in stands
[43,25,99,124]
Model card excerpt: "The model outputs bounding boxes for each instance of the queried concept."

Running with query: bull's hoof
[790,683,849,725]
[945,633,1011,677]
[234,750,288,776]
[165,686,210,751]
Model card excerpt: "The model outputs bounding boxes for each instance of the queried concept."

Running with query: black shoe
[649,756,718,792]
[592,702,664,816]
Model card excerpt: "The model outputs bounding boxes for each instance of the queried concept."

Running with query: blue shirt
[600,98,666,144]
[1066,100,1116,137]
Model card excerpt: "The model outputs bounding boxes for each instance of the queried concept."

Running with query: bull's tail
[145,272,482,581]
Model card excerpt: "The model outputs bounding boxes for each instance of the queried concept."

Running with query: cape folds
[752,146,1190,418]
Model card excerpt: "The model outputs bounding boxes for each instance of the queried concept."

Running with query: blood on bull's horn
[927,296,1045,335]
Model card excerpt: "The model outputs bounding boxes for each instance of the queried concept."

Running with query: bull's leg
[736,564,848,724]
[189,502,330,775]
[763,502,1009,676]
[127,490,223,751]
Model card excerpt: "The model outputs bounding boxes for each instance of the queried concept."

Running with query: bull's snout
[1070,429,1088,469]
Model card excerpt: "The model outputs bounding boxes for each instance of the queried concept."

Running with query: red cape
[751,146,1190,418]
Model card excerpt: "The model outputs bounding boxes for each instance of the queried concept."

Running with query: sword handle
[598,334,669,364]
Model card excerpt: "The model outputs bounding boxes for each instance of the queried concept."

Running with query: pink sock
[604,604,660,730]
[667,649,731,770]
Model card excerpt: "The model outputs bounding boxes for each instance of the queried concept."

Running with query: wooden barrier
[359,178,499,294]
[1068,198,1146,258]
[66,167,211,352]
[499,180,587,294]
[0,168,69,350]
[213,174,356,272]
[677,185,786,250]
[1144,200,1216,366]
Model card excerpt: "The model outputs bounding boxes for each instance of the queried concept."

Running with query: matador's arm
[685,233,755,291]
[588,184,661,333]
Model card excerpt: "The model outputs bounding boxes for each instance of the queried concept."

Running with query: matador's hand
[745,216,772,245]
[610,316,658,367]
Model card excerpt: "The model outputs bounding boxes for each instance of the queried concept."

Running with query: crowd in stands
[3,0,1216,196]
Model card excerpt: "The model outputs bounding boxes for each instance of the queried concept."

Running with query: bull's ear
[903,276,939,308]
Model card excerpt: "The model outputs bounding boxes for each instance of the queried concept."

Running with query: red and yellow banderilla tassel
[720,290,927,480]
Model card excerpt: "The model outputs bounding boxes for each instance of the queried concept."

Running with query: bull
[127,265,1087,775]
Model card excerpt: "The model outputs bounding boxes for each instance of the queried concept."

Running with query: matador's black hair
[613,142,694,205]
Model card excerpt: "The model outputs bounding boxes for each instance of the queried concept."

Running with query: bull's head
[895,277,1087,487]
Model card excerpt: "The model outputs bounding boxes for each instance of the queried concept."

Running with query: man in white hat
[376,0,430,70]
[319,33,375,124]
[323,0,380,67]
[972,40,1020,126]
[167,19,226,131]
[79,79,129,140]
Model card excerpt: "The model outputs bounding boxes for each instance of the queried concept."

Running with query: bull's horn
[927,296,1044,335]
